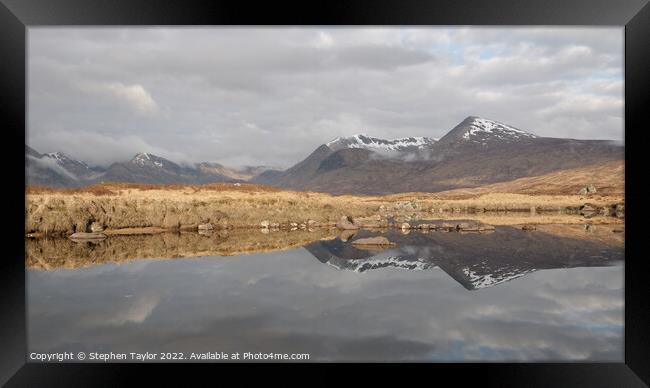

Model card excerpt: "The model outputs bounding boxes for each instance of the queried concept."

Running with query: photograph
[23,26,627,363]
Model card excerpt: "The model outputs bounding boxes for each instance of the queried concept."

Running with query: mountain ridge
[26,116,624,193]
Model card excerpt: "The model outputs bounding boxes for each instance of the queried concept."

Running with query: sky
[27,27,624,169]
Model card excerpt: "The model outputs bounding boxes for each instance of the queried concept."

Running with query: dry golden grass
[431,160,624,198]
[25,165,625,236]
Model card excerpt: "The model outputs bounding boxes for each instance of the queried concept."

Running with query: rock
[260,228,269,234]
[417,224,430,230]
[336,216,359,230]
[441,222,455,230]
[198,229,212,236]
[580,203,600,218]
[459,223,480,232]
[339,230,357,242]
[584,224,596,232]
[615,203,625,218]
[352,236,395,246]
[521,225,537,231]
[401,222,411,230]
[456,222,471,230]
[69,232,107,240]
[602,205,616,217]
[270,222,280,228]
[198,223,214,230]
[478,223,495,232]
[307,220,319,227]
[260,220,270,228]
[89,222,104,233]
[578,184,597,195]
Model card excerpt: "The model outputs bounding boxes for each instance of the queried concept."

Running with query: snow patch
[462,117,537,141]
[327,133,437,151]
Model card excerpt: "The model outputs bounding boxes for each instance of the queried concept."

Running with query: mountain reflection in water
[27,224,624,361]
[305,227,623,290]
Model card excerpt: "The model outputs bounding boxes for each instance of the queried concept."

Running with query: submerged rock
[351,236,395,246]
[69,232,107,240]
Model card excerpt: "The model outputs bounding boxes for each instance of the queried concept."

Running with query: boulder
[260,220,270,228]
[336,216,359,230]
[198,223,214,230]
[441,222,455,231]
[352,236,396,246]
[615,203,625,218]
[478,223,495,232]
[459,223,480,232]
[417,224,431,230]
[578,184,597,195]
[401,222,411,230]
[521,225,537,231]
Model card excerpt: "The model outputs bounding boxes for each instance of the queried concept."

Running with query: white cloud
[104,83,159,114]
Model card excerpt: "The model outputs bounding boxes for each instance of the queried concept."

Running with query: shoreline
[26,184,624,238]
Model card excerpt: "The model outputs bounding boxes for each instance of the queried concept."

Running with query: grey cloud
[27,27,623,168]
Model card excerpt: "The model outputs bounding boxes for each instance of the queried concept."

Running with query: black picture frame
[1,0,648,386]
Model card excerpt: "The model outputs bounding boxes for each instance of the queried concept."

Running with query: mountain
[197,162,274,181]
[26,147,95,187]
[25,149,240,187]
[25,115,624,192]
[304,227,622,290]
[253,116,624,194]
[100,153,236,184]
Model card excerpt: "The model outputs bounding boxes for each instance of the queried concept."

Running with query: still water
[27,226,624,362]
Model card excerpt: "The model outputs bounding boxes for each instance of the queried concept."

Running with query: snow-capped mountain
[101,152,236,184]
[436,116,537,148]
[43,151,97,179]
[304,227,622,291]
[26,115,623,191]
[328,255,436,273]
[130,152,176,170]
[255,115,622,194]
[326,134,437,152]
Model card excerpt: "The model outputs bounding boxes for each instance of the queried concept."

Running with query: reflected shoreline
[27,223,624,274]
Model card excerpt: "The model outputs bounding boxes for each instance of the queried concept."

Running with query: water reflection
[27,225,624,361]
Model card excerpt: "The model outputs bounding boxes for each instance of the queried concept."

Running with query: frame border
[1,0,648,386]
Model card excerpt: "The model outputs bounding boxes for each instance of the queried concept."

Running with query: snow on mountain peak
[44,152,89,169]
[462,117,537,141]
[132,152,166,168]
[326,133,437,152]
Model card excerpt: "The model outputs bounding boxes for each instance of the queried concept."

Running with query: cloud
[103,83,159,115]
[27,27,623,168]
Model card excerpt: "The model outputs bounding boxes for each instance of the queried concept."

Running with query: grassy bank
[25,183,624,236]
